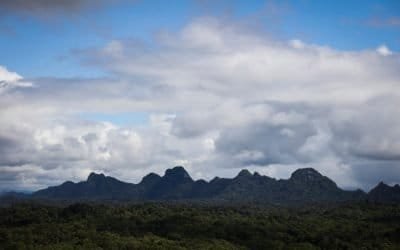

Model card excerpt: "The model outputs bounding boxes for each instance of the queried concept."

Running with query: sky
[0,0,399,192]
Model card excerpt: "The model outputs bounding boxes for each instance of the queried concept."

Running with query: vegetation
[1,202,400,249]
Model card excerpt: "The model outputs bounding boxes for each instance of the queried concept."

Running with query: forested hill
[1,202,400,249]
[22,166,399,204]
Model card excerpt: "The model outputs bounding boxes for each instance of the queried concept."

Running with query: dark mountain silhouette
[33,173,138,200]
[142,166,194,200]
[367,182,400,203]
[23,166,400,204]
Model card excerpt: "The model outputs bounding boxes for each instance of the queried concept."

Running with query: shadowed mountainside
[25,166,400,204]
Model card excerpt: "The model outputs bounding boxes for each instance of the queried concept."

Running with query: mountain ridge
[6,166,400,204]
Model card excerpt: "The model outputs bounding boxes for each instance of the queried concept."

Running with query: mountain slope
[367,182,400,203]
[142,166,194,200]
[33,173,139,200]
[29,166,399,204]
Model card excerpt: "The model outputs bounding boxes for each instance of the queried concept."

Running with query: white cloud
[1,18,400,191]
[0,66,32,94]
[376,45,393,56]
[289,39,305,49]
[0,66,22,82]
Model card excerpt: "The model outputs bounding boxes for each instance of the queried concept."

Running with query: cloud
[0,0,94,19]
[0,66,32,94]
[376,45,393,56]
[289,39,305,49]
[1,18,400,191]
[0,0,135,19]
[0,0,91,12]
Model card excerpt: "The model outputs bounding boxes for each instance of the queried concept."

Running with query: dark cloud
[0,0,135,18]
[0,135,18,152]
[352,151,400,162]
[0,0,92,12]
[215,122,316,166]
[0,130,35,166]
[350,162,400,190]
[171,114,214,138]
[330,96,400,163]
[0,0,99,18]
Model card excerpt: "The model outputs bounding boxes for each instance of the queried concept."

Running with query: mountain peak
[290,168,323,181]
[377,181,389,187]
[164,166,193,181]
[87,172,106,182]
[368,181,400,203]
[237,169,252,178]
[371,182,393,192]
[140,173,161,186]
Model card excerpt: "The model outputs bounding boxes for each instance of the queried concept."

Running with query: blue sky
[0,0,400,191]
[1,0,399,78]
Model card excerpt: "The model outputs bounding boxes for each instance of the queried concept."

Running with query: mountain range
[13,166,397,204]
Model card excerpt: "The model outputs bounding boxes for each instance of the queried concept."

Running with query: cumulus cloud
[376,45,393,56]
[0,66,32,94]
[1,18,400,191]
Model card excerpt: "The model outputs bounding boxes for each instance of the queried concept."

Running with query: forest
[1,202,399,249]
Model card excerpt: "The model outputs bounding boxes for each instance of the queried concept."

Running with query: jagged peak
[210,176,220,182]
[195,179,208,185]
[87,172,106,182]
[377,181,388,187]
[372,181,394,191]
[236,169,252,178]
[368,181,400,202]
[164,166,193,181]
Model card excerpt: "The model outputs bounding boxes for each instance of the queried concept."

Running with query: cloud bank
[0,18,399,191]
[0,0,135,19]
